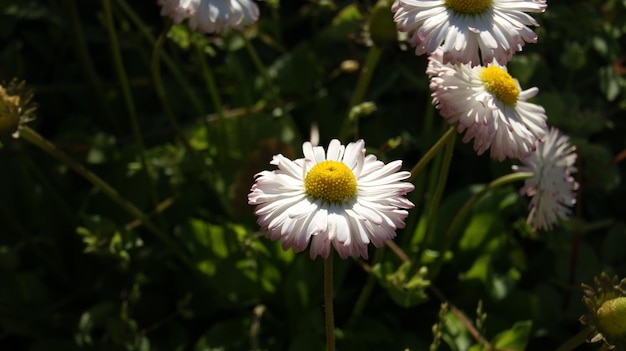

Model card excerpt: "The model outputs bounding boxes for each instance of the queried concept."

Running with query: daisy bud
[580,273,626,349]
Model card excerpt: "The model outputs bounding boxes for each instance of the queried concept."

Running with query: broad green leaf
[492,320,533,351]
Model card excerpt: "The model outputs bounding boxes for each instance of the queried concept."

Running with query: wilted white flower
[427,48,547,161]
[248,139,415,259]
[392,0,547,65]
[158,0,259,33]
[512,128,578,231]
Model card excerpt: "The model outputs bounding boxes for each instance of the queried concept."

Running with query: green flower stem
[407,130,456,279]
[196,43,228,157]
[196,46,225,121]
[554,326,591,351]
[324,254,336,351]
[20,126,194,270]
[346,247,385,328]
[151,23,230,217]
[227,49,254,112]
[340,45,383,140]
[408,126,456,183]
[151,22,196,154]
[421,129,455,260]
[430,171,534,278]
[115,0,204,116]
[447,172,534,241]
[101,0,156,206]
[243,34,276,100]
[63,0,118,132]
[242,33,300,139]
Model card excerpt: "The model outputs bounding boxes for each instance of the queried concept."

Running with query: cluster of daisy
[393,0,578,231]
[157,0,259,33]
[156,0,580,259]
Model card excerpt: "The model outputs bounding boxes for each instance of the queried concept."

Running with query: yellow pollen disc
[444,0,492,15]
[479,66,520,106]
[304,160,357,203]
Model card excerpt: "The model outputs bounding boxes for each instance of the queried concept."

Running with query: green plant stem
[346,247,385,328]
[197,46,225,121]
[419,129,455,268]
[243,34,277,101]
[430,171,534,278]
[101,0,157,206]
[63,0,118,132]
[20,126,194,270]
[340,45,383,140]
[150,23,230,217]
[151,22,197,154]
[447,172,534,241]
[242,33,300,139]
[554,327,591,351]
[196,43,228,156]
[324,254,336,351]
[408,126,456,183]
[115,0,204,116]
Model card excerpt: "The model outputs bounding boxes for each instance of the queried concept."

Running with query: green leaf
[598,65,622,101]
[371,261,430,307]
[492,320,533,351]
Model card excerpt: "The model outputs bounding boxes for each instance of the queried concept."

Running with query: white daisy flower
[392,0,547,65]
[512,128,578,231]
[248,139,415,259]
[157,0,259,33]
[427,48,547,161]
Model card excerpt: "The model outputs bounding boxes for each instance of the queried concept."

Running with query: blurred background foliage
[0,0,625,350]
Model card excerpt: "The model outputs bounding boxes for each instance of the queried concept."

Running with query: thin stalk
[101,0,157,206]
[196,45,225,120]
[340,45,383,140]
[447,172,533,240]
[430,171,533,278]
[421,130,455,261]
[242,33,300,138]
[20,126,194,270]
[196,43,228,157]
[402,103,437,245]
[346,247,385,328]
[554,327,591,351]
[151,22,197,154]
[408,126,455,183]
[324,254,336,351]
[63,0,118,131]
[115,0,204,115]
[151,24,230,217]
[243,33,278,100]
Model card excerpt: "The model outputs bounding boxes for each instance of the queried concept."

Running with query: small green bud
[580,273,626,349]
[597,297,626,338]
[0,86,21,135]
[0,79,36,139]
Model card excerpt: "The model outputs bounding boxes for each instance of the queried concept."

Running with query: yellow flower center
[445,0,492,15]
[479,66,520,106]
[597,297,626,337]
[304,160,357,203]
